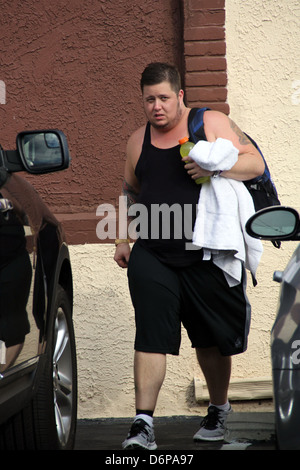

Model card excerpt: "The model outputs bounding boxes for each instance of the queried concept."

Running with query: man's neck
[150,106,190,148]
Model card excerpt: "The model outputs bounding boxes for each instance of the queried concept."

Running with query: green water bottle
[179,137,210,184]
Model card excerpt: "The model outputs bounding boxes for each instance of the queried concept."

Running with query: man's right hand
[114,242,131,268]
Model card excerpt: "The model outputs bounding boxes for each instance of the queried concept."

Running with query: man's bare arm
[122,178,139,209]
[205,111,265,180]
[228,119,252,146]
[114,130,142,268]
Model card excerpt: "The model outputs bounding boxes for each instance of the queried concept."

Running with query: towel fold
[189,138,263,286]
[189,137,239,172]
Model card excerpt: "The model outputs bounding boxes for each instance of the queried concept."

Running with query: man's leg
[124,244,181,449]
[122,351,166,450]
[193,346,232,442]
[134,351,166,412]
[196,346,231,405]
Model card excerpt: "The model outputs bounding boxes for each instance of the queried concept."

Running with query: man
[114,62,264,450]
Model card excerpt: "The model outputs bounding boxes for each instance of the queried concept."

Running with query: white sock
[209,401,230,411]
[134,414,154,427]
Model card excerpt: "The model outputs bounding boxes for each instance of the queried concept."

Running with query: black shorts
[127,242,251,356]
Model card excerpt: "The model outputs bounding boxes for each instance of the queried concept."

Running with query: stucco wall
[71,0,300,419]
[225,0,300,381]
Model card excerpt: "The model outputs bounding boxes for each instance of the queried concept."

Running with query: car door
[0,177,46,374]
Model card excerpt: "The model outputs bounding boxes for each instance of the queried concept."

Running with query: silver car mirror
[246,206,299,241]
[16,129,70,174]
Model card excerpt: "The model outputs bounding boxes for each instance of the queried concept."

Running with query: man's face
[142,81,184,130]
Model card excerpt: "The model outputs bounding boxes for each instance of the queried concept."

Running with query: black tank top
[134,122,203,266]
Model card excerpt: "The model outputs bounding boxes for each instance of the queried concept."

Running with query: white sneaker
[122,418,157,450]
[193,405,232,441]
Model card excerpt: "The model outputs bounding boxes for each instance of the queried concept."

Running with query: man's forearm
[117,179,140,240]
[122,179,139,208]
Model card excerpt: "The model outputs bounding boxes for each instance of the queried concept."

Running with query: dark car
[0,130,77,450]
[246,206,300,450]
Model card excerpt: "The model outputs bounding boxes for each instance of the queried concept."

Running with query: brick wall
[182,0,229,115]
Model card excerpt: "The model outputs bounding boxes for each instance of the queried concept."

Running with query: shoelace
[201,407,225,430]
[129,419,151,438]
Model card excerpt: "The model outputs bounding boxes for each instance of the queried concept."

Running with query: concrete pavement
[74,412,276,451]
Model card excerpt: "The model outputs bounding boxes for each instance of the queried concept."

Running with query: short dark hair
[140,62,182,94]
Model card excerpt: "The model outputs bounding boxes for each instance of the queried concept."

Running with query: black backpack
[188,107,281,213]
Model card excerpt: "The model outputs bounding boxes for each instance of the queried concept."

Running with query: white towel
[188,138,263,286]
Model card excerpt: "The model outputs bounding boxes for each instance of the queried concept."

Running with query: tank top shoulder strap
[142,122,151,149]
[135,122,151,178]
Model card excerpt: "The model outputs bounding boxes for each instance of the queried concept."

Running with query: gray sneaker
[122,418,157,450]
[193,405,232,441]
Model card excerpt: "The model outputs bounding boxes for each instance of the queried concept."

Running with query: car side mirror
[0,129,70,174]
[246,206,300,241]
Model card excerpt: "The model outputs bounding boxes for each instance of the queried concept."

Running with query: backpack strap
[188,107,211,143]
